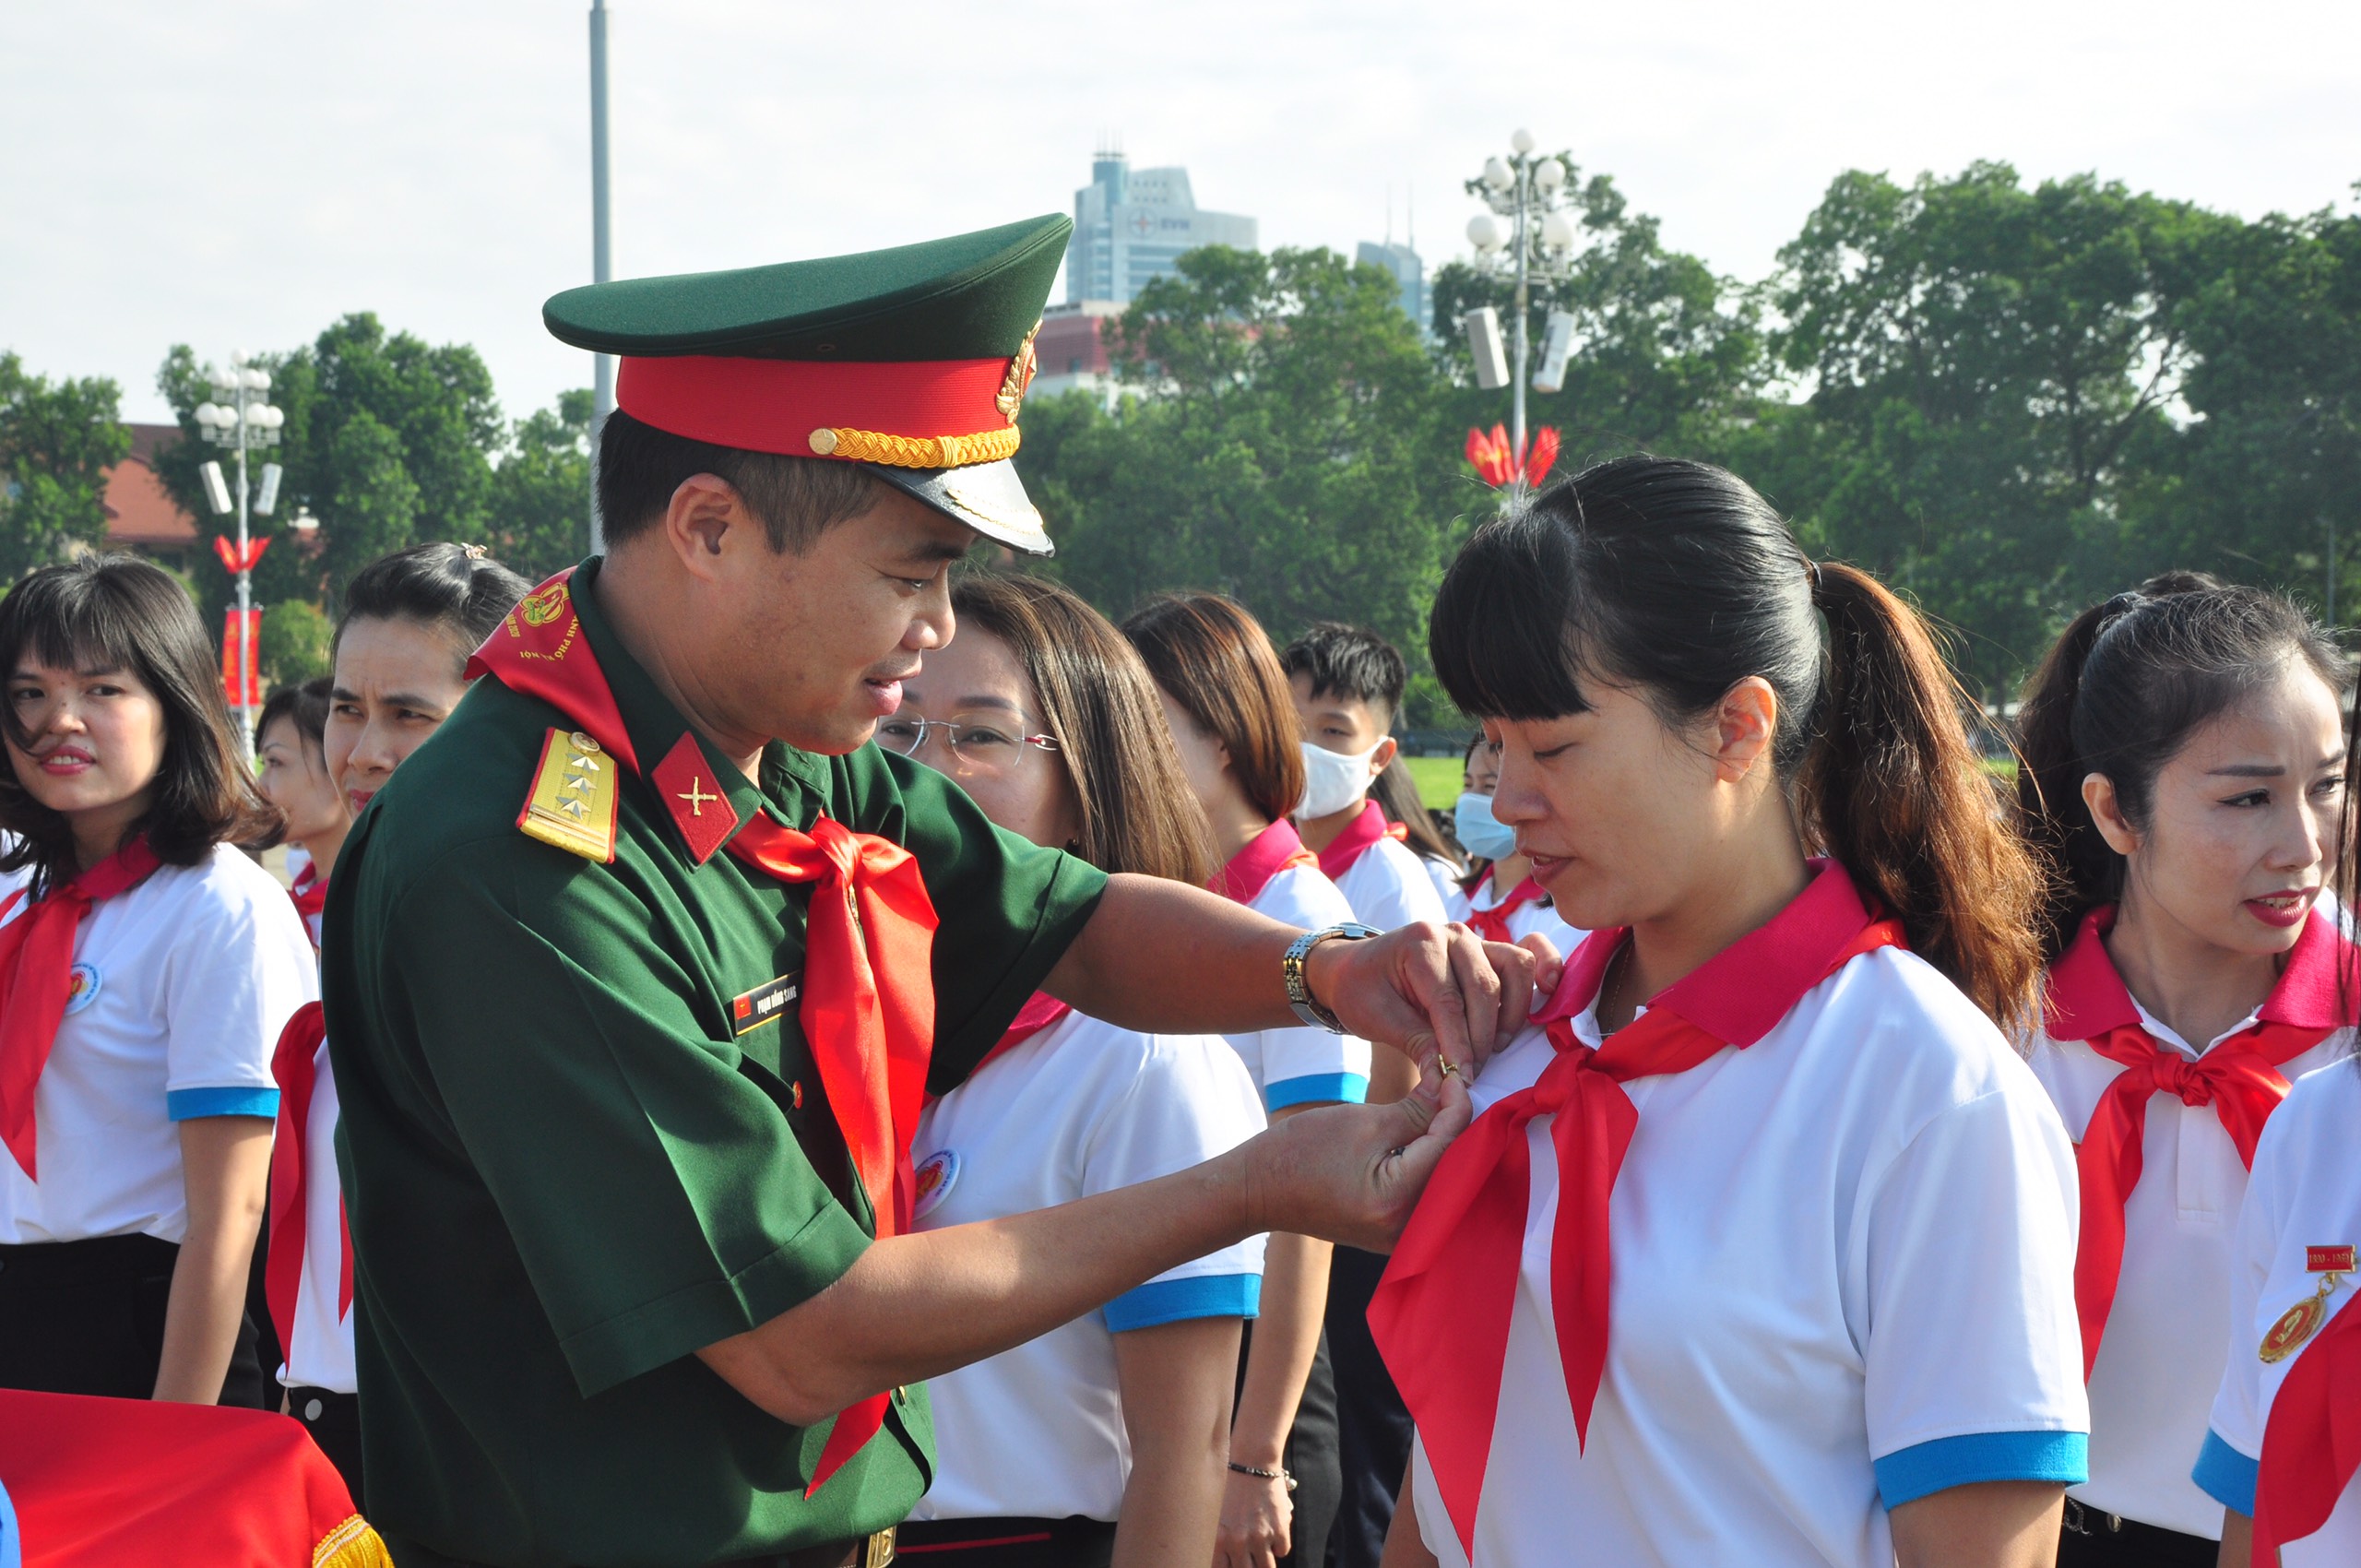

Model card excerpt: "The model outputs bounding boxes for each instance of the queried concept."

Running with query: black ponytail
[2016,575,2349,960]
[1431,455,2044,1030]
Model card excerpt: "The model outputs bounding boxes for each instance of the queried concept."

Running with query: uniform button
[303,1398,325,1421]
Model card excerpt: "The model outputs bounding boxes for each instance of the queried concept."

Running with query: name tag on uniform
[731,973,800,1037]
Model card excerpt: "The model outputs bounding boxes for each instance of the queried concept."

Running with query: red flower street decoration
[1465,423,1560,491]
[212,536,270,575]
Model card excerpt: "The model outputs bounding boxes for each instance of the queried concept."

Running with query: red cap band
[616,354,1014,458]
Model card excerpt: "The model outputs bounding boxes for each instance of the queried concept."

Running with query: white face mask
[1294,739,1383,820]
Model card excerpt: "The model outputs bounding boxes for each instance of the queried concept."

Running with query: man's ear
[1711,677,1779,784]
[2082,772,2142,857]
[1370,734,1400,776]
[661,473,754,578]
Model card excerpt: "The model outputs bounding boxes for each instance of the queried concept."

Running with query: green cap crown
[542,214,1072,362]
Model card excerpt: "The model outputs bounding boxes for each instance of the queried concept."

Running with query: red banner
[212,535,271,576]
[222,609,264,708]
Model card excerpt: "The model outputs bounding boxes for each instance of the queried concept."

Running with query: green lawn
[1403,754,1465,811]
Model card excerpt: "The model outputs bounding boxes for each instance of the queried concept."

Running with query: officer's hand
[1215,1465,1291,1568]
[1305,921,1536,1077]
[1242,1069,1473,1253]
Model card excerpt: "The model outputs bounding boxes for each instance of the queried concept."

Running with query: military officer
[321,214,1532,1568]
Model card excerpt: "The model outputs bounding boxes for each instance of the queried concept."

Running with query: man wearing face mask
[1278,624,1450,1568]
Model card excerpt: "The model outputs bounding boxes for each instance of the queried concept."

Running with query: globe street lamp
[193,351,284,754]
[1462,128,1579,503]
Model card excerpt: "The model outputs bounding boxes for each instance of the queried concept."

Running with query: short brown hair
[596,409,883,552]
[1122,592,1305,826]
[0,555,281,893]
[952,575,1214,885]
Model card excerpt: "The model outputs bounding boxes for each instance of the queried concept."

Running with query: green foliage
[260,599,334,684]
[486,389,594,581]
[0,354,131,582]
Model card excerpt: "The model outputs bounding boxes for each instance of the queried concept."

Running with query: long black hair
[1431,455,2045,1029]
[2016,573,2351,959]
[336,543,532,666]
[0,555,280,894]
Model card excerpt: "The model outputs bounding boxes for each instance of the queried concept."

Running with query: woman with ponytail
[1373,456,2082,1568]
[2009,578,2358,1567]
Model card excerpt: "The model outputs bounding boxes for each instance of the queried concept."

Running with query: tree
[1022,246,1469,718]
[0,353,131,582]
[486,389,594,581]
[260,600,334,685]
[153,315,501,619]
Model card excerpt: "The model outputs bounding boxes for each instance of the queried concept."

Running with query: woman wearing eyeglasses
[878,574,1268,1568]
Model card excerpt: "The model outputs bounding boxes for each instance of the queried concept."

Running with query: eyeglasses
[876,715,1062,777]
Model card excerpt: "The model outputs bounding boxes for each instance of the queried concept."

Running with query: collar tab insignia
[518,728,619,862]
[654,731,740,864]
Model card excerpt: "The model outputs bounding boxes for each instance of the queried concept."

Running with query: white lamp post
[194,351,283,754]
[1461,130,1580,504]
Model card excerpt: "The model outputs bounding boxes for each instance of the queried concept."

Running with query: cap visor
[862,458,1053,556]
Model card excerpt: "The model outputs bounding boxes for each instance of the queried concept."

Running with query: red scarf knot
[1369,861,1903,1556]
[0,837,163,1180]
[2047,905,2356,1377]
[1465,875,1545,947]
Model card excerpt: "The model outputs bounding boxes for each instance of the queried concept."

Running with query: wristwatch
[1282,923,1382,1032]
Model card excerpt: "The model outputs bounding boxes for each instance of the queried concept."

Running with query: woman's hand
[1305,921,1536,1077]
[1241,1072,1472,1253]
[1214,1464,1292,1568]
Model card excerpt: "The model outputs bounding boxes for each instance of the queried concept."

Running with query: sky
[4,0,2357,427]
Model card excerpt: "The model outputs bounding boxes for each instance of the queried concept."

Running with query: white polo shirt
[1230,849,1371,1111]
[0,844,315,1244]
[279,1032,355,1394]
[1446,871,1586,956]
[2195,1062,2361,1563]
[2027,906,2353,1537]
[1403,871,2087,1568]
[1418,854,1459,909]
[1325,828,1449,935]
[907,1008,1268,1524]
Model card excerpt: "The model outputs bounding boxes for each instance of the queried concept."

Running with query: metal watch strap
[1283,923,1381,1032]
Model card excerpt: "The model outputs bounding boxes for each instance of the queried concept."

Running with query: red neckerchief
[1315,801,1407,882]
[2255,1280,2361,1567]
[0,837,163,1180]
[289,861,328,940]
[2047,904,2355,1377]
[1465,873,1546,946]
[973,992,1074,1078]
[470,568,941,1495]
[266,1002,351,1360]
[1369,861,1904,1557]
[1214,819,1319,906]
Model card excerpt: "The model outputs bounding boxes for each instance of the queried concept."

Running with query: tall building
[1065,148,1256,307]
[1356,240,1429,337]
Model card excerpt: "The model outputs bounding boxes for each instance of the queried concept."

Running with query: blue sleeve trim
[165,1086,279,1122]
[1873,1431,2088,1508]
[1266,1072,1368,1111]
[2193,1429,2258,1515]
[1104,1272,1262,1332]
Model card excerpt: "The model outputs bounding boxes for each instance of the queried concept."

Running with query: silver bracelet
[1228,1460,1299,1492]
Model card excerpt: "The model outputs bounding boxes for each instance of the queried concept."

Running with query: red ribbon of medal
[2046,907,2354,1378]
[1368,862,1902,1557]
[266,1002,353,1360]
[1314,801,1407,882]
[1465,874,1546,947]
[0,837,162,1180]
[471,570,943,1494]
[2253,1248,2361,1567]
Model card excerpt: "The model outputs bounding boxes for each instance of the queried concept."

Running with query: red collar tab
[652,733,741,865]
[1316,802,1404,880]
[1534,861,1895,1042]
[467,571,640,777]
[2047,903,2360,1039]
[1215,819,1320,906]
[619,352,1026,462]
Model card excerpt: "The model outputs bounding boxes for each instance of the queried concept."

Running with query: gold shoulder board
[517,728,619,863]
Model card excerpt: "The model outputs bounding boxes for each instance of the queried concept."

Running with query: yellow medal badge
[2260,1244,2355,1363]
[518,729,619,863]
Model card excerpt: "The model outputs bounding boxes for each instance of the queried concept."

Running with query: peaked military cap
[544,214,1071,553]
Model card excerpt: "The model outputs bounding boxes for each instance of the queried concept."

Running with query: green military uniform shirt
[321,558,1108,1567]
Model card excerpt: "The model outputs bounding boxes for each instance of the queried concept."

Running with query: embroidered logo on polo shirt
[913,1148,959,1219]
[730,973,800,1038]
[63,963,101,1015]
